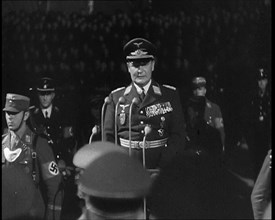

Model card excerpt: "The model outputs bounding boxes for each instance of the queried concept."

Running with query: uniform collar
[133,80,152,95]
[123,80,162,109]
[41,105,53,118]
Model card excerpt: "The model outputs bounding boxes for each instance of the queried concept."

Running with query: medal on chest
[119,104,129,125]
[158,116,165,137]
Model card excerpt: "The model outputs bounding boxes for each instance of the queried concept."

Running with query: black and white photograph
[2,0,271,219]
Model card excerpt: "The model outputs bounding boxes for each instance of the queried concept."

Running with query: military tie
[139,87,145,102]
[45,111,49,119]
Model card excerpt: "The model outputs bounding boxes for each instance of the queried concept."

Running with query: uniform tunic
[103,80,186,169]
[204,98,225,146]
[31,106,63,156]
[2,126,62,220]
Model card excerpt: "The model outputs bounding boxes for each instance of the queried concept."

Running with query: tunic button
[140,121,144,125]
[140,110,143,114]
[141,130,144,134]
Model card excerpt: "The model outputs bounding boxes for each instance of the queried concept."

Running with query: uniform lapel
[124,83,140,105]
[139,81,161,109]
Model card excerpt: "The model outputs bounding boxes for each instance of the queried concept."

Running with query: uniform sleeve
[251,149,272,220]
[103,93,116,143]
[159,90,186,168]
[213,104,225,146]
[36,137,63,220]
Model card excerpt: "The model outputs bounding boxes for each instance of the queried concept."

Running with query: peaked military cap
[78,147,152,199]
[123,38,156,60]
[3,93,30,113]
[192,77,207,89]
[73,141,124,169]
[36,77,55,92]
[257,68,268,80]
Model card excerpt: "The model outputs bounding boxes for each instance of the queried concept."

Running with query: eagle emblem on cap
[134,42,143,48]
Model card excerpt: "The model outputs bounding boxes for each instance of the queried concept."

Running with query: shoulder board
[163,84,176,90]
[54,106,60,112]
[124,85,132,96]
[2,132,8,138]
[111,87,125,94]
[34,108,40,114]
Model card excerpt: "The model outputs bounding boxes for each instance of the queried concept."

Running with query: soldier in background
[244,68,271,179]
[30,77,75,176]
[191,76,225,152]
[2,93,62,220]
[184,95,223,160]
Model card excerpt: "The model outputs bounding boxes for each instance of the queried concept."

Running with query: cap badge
[43,84,47,89]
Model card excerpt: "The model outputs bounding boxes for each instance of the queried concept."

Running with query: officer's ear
[151,59,155,71]
[23,111,30,121]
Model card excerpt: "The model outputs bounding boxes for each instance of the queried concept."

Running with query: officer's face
[127,59,155,87]
[38,92,55,109]
[258,78,268,90]
[193,87,206,97]
[5,111,29,132]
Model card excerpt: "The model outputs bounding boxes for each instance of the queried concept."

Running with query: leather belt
[120,138,168,149]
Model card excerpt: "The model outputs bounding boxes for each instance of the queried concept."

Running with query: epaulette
[34,108,40,114]
[124,85,132,96]
[2,132,8,138]
[54,106,60,112]
[111,87,125,94]
[163,84,176,90]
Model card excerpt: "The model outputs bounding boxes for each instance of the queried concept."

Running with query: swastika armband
[214,118,224,128]
[42,161,60,179]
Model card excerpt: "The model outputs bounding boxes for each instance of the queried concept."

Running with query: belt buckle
[138,141,148,149]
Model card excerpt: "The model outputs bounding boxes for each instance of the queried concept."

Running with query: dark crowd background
[1,0,271,219]
[2,0,271,151]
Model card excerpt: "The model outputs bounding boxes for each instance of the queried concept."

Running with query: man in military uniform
[191,76,225,151]
[31,77,63,158]
[76,142,153,220]
[245,68,271,179]
[30,77,75,174]
[2,93,62,220]
[184,96,223,159]
[103,38,186,170]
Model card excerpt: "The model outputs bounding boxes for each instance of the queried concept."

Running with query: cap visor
[3,107,20,112]
[37,88,55,92]
[126,55,154,60]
